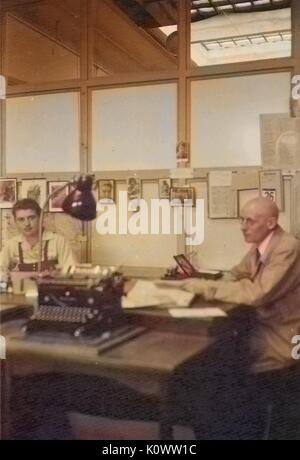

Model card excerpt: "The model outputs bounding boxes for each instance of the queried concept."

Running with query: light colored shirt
[257,231,275,261]
[0,230,76,273]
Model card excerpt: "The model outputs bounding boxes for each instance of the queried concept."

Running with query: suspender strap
[18,239,50,264]
[43,239,49,262]
[18,242,24,264]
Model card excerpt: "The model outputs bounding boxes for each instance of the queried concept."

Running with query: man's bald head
[240,197,279,245]
[242,197,279,220]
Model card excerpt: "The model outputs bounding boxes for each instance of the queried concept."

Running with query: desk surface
[1,293,224,396]
[0,293,33,323]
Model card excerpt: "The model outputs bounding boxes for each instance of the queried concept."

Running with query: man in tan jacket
[163,197,300,372]
[162,197,300,438]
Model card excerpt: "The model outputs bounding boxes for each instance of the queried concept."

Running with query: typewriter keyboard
[34,305,97,324]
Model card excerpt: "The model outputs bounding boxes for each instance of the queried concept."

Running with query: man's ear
[267,217,277,230]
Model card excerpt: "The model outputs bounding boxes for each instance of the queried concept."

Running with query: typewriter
[23,265,128,342]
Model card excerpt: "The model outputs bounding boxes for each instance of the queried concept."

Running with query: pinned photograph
[48,181,69,212]
[21,179,47,207]
[98,180,115,204]
[176,141,189,163]
[159,179,171,199]
[170,187,195,207]
[127,177,141,201]
[0,178,17,208]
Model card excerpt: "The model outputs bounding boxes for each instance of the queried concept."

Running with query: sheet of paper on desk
[169,308,228,318]
[122,280,195,309]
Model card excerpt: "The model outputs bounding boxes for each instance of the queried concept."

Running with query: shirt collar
[256,231,275,259]
[16,230,55,244]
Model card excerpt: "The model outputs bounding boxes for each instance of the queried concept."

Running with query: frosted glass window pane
[6,92,80,173]
[92,84,177,171]
[191,73,290,168]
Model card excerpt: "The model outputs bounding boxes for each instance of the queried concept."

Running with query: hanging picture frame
[48,181,69,212]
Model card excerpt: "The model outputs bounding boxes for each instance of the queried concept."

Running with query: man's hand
[37,269,56,279]
[123,279,136,295]
[155,278,217,300]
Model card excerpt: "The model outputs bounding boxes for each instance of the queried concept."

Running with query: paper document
[169,308,228,318]
[122,280,195,309]
[260,114,300,170]
[209,171,232,187]
[197,269,221,275]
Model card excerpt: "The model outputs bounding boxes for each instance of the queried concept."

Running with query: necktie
[252,248,262,280]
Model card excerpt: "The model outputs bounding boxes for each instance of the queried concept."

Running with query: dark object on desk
[174,254,222,280]
[162,256,223,281]
[23,271,126,340]
[162,266,188,280]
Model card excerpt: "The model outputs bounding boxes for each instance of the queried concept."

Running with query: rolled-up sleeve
[0,243,12,274]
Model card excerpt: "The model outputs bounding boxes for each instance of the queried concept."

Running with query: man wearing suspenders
[0,199,78,439]
[0,198,76,276]
[3,200,157,439]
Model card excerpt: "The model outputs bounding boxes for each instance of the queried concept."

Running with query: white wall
[91,182,178,268]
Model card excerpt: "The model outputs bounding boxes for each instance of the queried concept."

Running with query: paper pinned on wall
[209,171,232,187]
[122,279,195,309]
[260,114,300,170]
[208,187,238,219]
[232,170,259,191]
[208,171,238,219]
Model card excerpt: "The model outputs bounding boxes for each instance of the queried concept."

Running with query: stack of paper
[169,308,228,318]
[122,279,194,309]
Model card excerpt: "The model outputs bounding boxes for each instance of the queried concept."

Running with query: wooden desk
[0,293,33,323]
[0,294,231,440]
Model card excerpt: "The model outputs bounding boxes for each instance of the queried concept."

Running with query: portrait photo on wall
[176,141,189,163]
[159,178,171,199]
[127,177,141,201]
[170,186,195,206]
[21,179,47,207]
[98,180,115,203]
[0,178,17,208]
[48,181,69,212]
